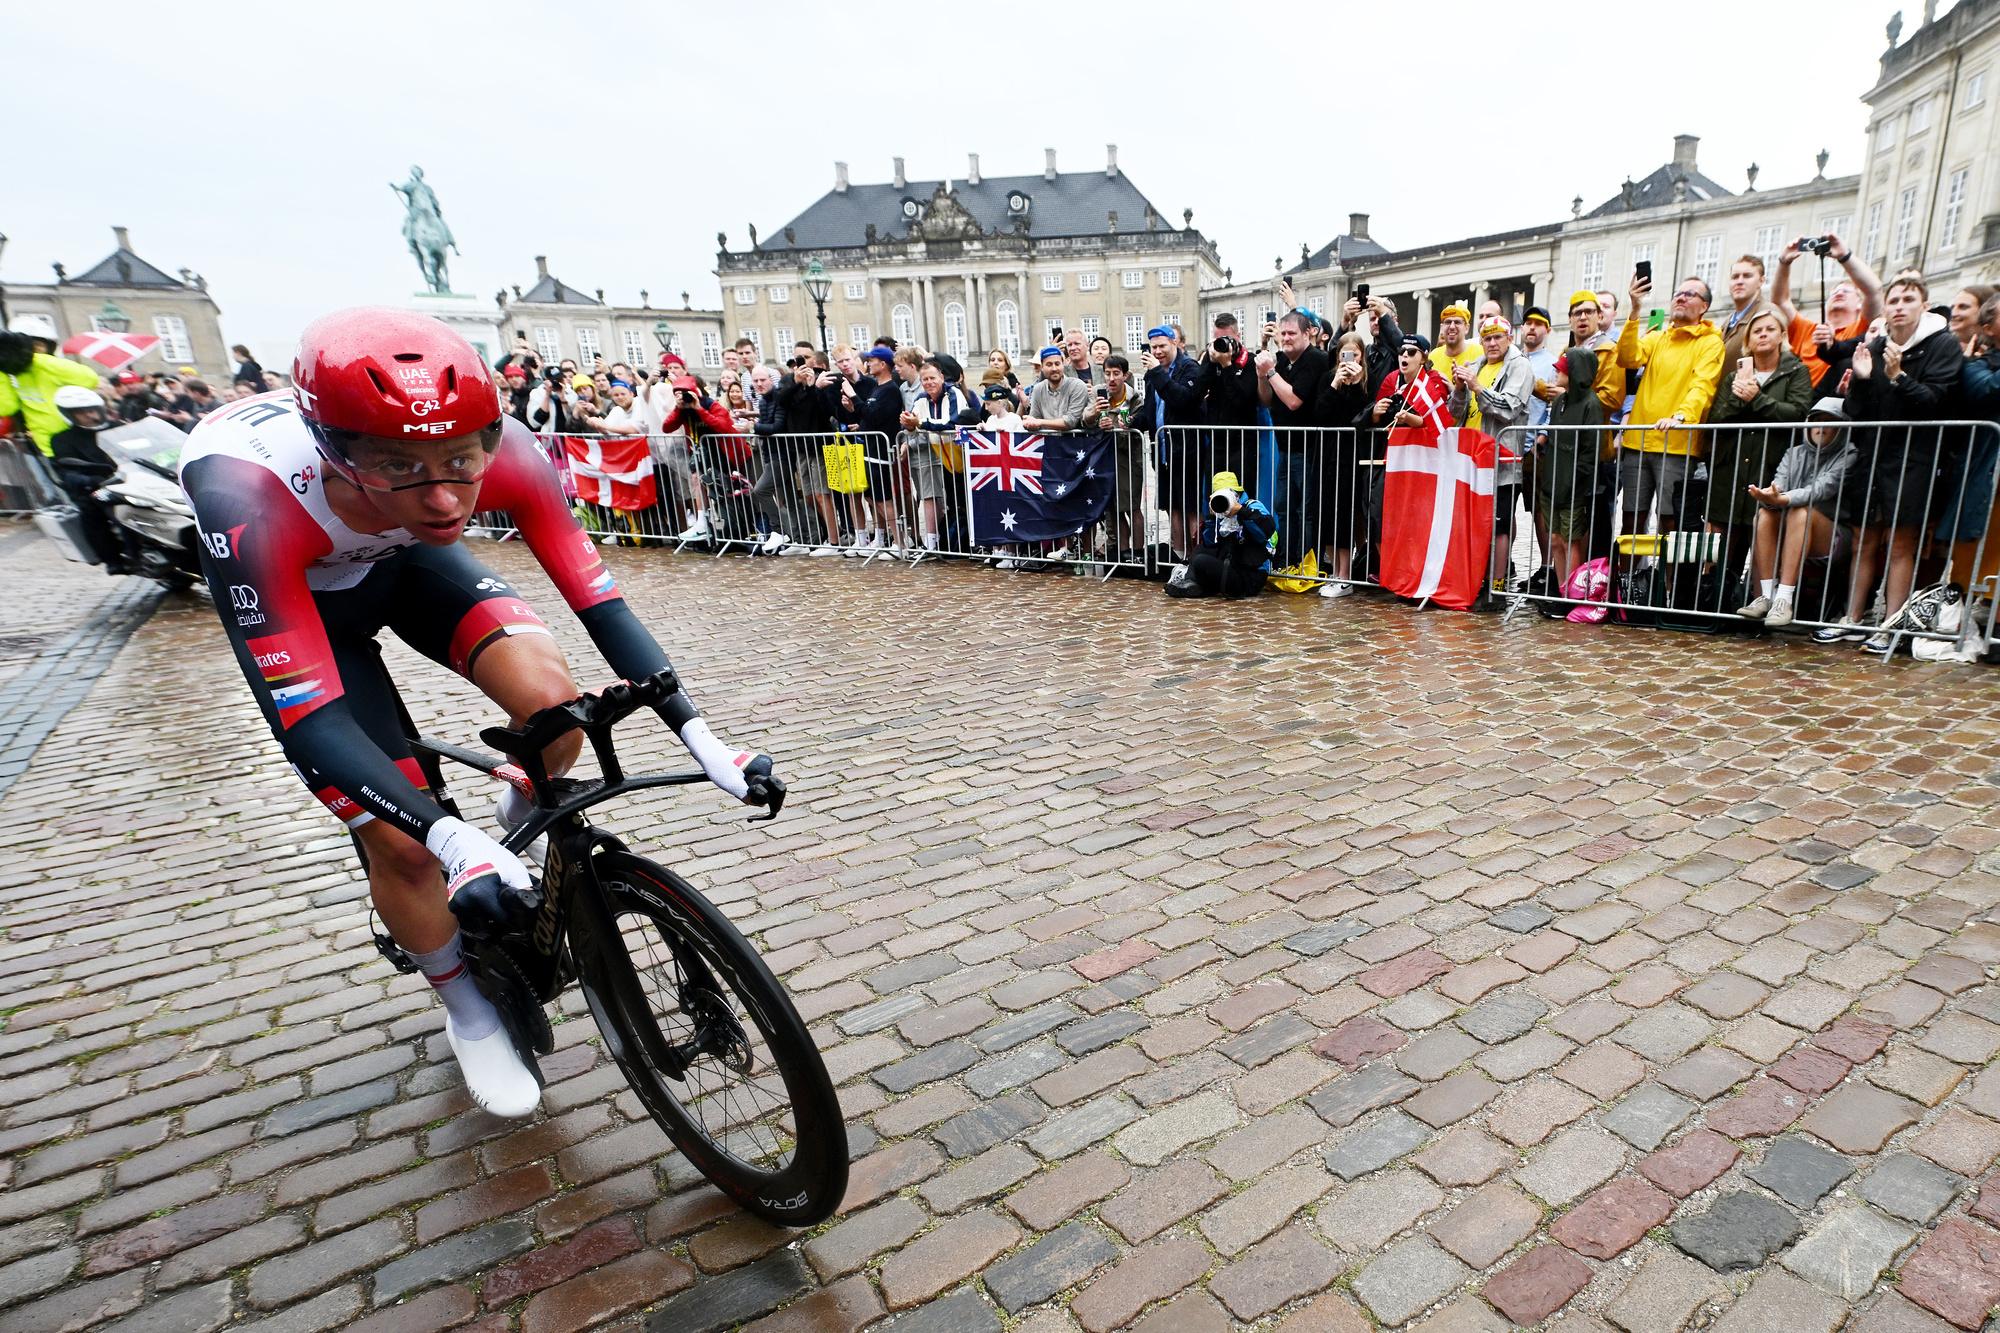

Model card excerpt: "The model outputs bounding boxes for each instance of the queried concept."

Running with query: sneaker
[1738,595,1772,620]
[1319,582,1355,598]
[809,544,843,558]
[1812,617,1867,644]
[778,543,811,557]
[1862,631,1894,654]
[842,535,872,558]
[444,1017,541,1119]
[996,557,1019,571]
[1765,595,1795,628]
[676,516,710,542]
[883,541,905,559]
[759,531,790,555]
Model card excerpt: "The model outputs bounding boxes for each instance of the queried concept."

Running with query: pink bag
[1563,557,1618,623]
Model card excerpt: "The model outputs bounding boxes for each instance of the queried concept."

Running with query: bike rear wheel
[571,850,847,1225]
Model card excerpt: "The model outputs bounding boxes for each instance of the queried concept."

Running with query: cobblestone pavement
[4,519,2000,1332]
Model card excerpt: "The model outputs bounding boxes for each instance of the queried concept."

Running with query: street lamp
[801,260,832,352]
[96,300,131,333]
[652,318,676,355]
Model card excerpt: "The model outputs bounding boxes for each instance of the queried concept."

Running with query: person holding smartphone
[1311,333,1374,596]
[1615,269,1723,534]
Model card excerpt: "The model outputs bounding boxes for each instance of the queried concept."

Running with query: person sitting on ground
[1164,470,1277,600]
[1739,397,1856,628]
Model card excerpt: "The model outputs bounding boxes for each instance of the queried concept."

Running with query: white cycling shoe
[446,1018,542,1119]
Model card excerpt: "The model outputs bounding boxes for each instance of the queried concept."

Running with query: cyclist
[180,309,784,1119]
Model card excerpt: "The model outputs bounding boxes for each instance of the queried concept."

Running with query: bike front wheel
[570,850,848,1225]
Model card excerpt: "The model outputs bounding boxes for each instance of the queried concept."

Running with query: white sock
[409,933,499,1040]
[1761,579,1776,598]
[678,716,751,801]
[1776,583,1796,601]
[923,532,938,550]
[496,783,535,830]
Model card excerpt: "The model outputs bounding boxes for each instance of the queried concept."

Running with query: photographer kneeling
[1165,470,1277,600]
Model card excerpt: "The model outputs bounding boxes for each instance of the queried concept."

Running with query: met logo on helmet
[401,420,458,435]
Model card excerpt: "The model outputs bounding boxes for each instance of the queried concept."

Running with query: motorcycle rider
[47,387,130,571]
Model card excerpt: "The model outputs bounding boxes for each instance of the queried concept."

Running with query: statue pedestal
[406,291,502,366]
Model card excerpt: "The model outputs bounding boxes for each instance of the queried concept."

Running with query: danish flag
[1378,425,1517,611]
[59,330,162,370]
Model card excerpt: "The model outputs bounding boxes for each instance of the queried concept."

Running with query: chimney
[1347,212,1370,242]
[1044,148,1058,182]
[834,161,849,193]
[113,225,131,252]
[967,153,981,185]
[534,255,549,279]
[892,156,906,189]
[1106,143,1119,177]
[1672,134,1699,173]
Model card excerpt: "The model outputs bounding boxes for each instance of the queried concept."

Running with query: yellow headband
[1440,304,1471,322]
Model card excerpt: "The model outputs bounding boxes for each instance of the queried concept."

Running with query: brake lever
[745,775,786,823]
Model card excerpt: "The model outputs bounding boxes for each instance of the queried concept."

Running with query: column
[1415,289,1435,333]
[869,277,885,344]
[1531,271,1554,316]
[1472,280,1492,314]
[1019,269,1033,349]
[918,275,936,350]
[971,273,988,351]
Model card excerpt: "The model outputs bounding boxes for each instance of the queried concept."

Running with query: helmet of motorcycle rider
[54,386,109,433]
[291,307,502,487]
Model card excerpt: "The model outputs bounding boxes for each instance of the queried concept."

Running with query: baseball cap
[981,382,1014,402]
[115,371,143,385]
[863,346,895,365]
[659,352,686,369]
[669,373,699,392]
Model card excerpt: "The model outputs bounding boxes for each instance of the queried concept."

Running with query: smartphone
[1340,349,1361,366]
[1261,310,1277,324]
[1738,356,1752,374]
[1646,308,1667,333]
[1635,260,1653,285]
[1354,283,1371,303]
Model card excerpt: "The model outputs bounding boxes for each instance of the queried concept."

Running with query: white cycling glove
[427,816,539,939]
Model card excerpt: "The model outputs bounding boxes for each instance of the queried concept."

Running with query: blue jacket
[1144,353,1206,435]
[1200,494,1278,573]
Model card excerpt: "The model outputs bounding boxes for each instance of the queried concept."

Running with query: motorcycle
[35,416,203,592]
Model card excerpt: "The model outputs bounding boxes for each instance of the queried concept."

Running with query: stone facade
[3,226,229,379]
[494,256,726,375]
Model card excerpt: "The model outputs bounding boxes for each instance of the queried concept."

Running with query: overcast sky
[8,1,1893,363]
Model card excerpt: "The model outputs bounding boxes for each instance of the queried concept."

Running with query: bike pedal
[373,933,419,974]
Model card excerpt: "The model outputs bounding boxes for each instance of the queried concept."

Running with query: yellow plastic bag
[823,434,867,494]
[1268,549,1321,594]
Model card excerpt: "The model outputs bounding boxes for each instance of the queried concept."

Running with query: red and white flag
[60,329,161,370]
[562,434,657,511]
[1378,425,1515,611]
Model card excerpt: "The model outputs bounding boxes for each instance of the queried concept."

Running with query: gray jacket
[1448,344,1534,486]
[1028,374,1093,431]
[1768,432,1856,511]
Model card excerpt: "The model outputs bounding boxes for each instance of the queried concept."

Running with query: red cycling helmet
[293,307,501,479]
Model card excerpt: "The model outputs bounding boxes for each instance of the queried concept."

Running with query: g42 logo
[290,465,316,494]
[200,524,247,560]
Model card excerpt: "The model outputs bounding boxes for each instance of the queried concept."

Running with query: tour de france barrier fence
[465,417,2000,662]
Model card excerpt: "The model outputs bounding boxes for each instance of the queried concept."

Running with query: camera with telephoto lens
[1797,235,1836,257]
[544,366,564,384]
[1213,335,1239,356]
[1382,391,1406,419]
[1209,490,1236,516]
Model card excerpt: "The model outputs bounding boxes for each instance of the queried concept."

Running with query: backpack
[1562,557,1620,623]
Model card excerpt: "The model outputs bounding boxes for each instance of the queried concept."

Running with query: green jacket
[1705,348,1812,527]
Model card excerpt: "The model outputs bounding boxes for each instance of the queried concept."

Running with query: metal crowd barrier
[1156,424,1376,592]
[1495,417,2000,657]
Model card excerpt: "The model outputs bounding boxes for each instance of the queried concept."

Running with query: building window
[1692,234,1723,289]
[740,329,763,361]
[151,315,192,362]
[1121,270,1144,289]
[1820,214,1853,241]
[1967,71,1987,109]
[848,324,870,348]
[1941,168,1971,250]
[1754,225,1783,275]
[1042,274,1063,292]
[1078,272,1100,292]
[1040,317,1060,345]
[995,301,1020,358]
[1124,314,1144,350]
[1630,242,1656,277]
[1894,185,1922,256]
[1864,201,1886,260]
[1909,96,1932,135]
[576,327,602,365]
[622,329,646,367]
[1579,249,1605,291]
[1081,316,1100,338]
[943,302,968,358]
[768,284,790,304]
[699,331,723,368]
[890,304,914,344]
[844,280,865,301]
[1877,112,1899,152]
[532,326,560,363]
[773,326,794,352]
[1307,295,1325,315]
[734,286,756,305]
[1159,268,1182,288]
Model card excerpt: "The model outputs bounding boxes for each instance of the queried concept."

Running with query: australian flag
[958,429,1117,544]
